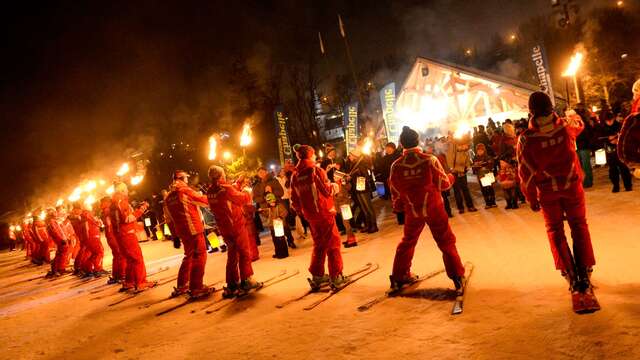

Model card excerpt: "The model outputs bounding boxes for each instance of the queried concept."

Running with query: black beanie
[399,126,419,148]
[528,91,553,117]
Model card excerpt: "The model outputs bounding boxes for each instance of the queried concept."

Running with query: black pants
[453,175,475,211]
[503,187,517,208]
[441,191,452,216]
[335,213,346,232]
[270,226,292,258]
[382,180,391,200]
[479,184,496,206]
[607,152,632,190]
[355,192,377,229]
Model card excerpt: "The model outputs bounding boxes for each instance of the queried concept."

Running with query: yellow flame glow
[56,198,64,207]
[106,185,115,195]
[222,151,232,161]
[16,225,22,231]
[362,138,373,155]
[562,52,583,77]
[83,180,97,192]
[84,194,96,208]
[10,225,15,232]
[208,136,217,161]
[240,123,252,147]
[38,211,46,221]
[454,122,473,139]
[68,187,83,202]
[98,179,106,186]
[130,175,144,186]
[116,163,130,177]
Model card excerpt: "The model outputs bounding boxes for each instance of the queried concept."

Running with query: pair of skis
[357,262,474,315]
[275,262,380,310]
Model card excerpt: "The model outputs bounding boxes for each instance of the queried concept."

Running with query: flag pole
[338,14,365,109]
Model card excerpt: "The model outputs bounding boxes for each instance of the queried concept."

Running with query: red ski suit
[234,181,260,261]
[389,148,465,280]
[165,180,210,292]
[81,210,104,273]
[291,159,344,278]
[68,209,87,271]
[100,200,126,280]
[207,182,254,285]
[46,217,70,272]
[32,219,52,264]
[517,113,595,271]
[22,221,35,258]
[111,192,150,288]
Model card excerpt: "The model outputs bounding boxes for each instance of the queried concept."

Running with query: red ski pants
[177,233,208,291]
[82,236,104,273]
[224,229,254,285]
[106,234,126,280]
[539,185,595,271]
[71,238,81,260]
[392,199,465,281]
[52,242,70,272]
[36,240,51,263]
[118,225,148,287]
[308,215,344,278]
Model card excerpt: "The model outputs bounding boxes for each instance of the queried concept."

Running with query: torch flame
[106,185,115,195]
[56,198,64,207]
[84,194,96,208]
[10,225,15,232]
[38,211,46,221]
[130,175,144,186]
[116,163,130,177]
[98,179,106,186]
[68,187,83,202]
[83,180,97,192]
[562,52,583,77]
[222,150,232,161]
[208,136,217,161]
[454,123,472,140]
[240,123,252,147]
[16,225,22,231]
[362,138,373,155]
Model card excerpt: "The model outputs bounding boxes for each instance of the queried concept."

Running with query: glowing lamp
[164,224,171,236]
[273,219,285,237]
[595,149,607,165]
[144,218,152,227]
[223,151,232,161]
[356,177,366,191]
[480,173,496,187]
[340,204,353,220]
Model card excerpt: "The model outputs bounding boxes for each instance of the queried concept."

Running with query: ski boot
[119,284,134,293]
[220,244,228,253]
[389,273,419,293]
[170,286,189,298]
[189,286,215,300]
[452,275,465,292]
[106,277,120,285]
[45,270,56,279]
[81,271,95,279]
[93,270,109,278]
[222,283,239,299]
[239,277,263,295]
[330,274,348,291]
[134,281,158,293]
[307,274,330,292]
[343,234,358,248]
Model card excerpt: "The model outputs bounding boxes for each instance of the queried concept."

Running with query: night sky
[0,0,592,217]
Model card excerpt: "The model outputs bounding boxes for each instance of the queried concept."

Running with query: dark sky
[1,0,567,217]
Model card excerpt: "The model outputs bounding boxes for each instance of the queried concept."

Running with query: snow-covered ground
[1,167,638,360]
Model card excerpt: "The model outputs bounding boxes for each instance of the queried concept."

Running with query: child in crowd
[498,159,518,209]
[472,143,497,209]
[262,193,294,258]
[333,172,358,248]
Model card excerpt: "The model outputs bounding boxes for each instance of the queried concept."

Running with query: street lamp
[562,51,583,105]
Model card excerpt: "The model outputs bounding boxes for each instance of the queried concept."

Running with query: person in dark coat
[574,103,595,188]
[378,142,401,200]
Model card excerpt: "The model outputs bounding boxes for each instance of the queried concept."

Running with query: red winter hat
[295,144,315,160]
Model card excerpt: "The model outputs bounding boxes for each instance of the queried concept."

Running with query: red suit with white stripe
[290,157,344,278]
[100,198,126,281]
[68,208,87,272]
[517,112,595,272]
[81,209,105,273]
[22,221,35,259]
[111,191,152,289]
[206,181,254,285]
[46,215,70,272]
[165,180,210,292]
[32,218,52,264]
[389,148,465,281]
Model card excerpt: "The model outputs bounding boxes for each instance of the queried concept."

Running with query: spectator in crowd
[599,113,633,192]
[574,103,595,188]
[346,149,379,233]
[378,142,401,200]
[472,143,497,209]
[498,158,518,209]
[445,137,477,214]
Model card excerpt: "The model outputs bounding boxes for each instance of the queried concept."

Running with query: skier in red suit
[81,206,106,276]
[388,126,466,291]
[165,170,213,299]
[22,219,35,261]
[45,208,70,276]
[618,79,640,169]
[234,176,260,261]
[111,182,156,292]
[517,92,596,300]
[32,210,52,265]
[100,197,126,284]
[290,145,345,290]
[68,204,88,275]
[206,166,260,297]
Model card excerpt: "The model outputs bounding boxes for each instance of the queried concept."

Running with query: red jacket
[68,208,86,243]
[517,112,584,201]
[82,210,101,242]
[290,159,336,221]
[46,217,67,245]
[165,180,209,238]
[100,201,116,242]
[389,148,454,217]
[22,221,34,243]
[32,219,51,244]
[111,192,148,235]
[206,182,251,238]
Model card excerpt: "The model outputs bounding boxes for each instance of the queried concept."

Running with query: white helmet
[633,79,640,99]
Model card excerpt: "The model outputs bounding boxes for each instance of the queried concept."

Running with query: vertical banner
[343,102,359,154]
[380,82,399,143]
[274,106,292,166]
[531,45,555,105]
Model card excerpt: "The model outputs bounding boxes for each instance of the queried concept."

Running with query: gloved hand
[173,237,181,249]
